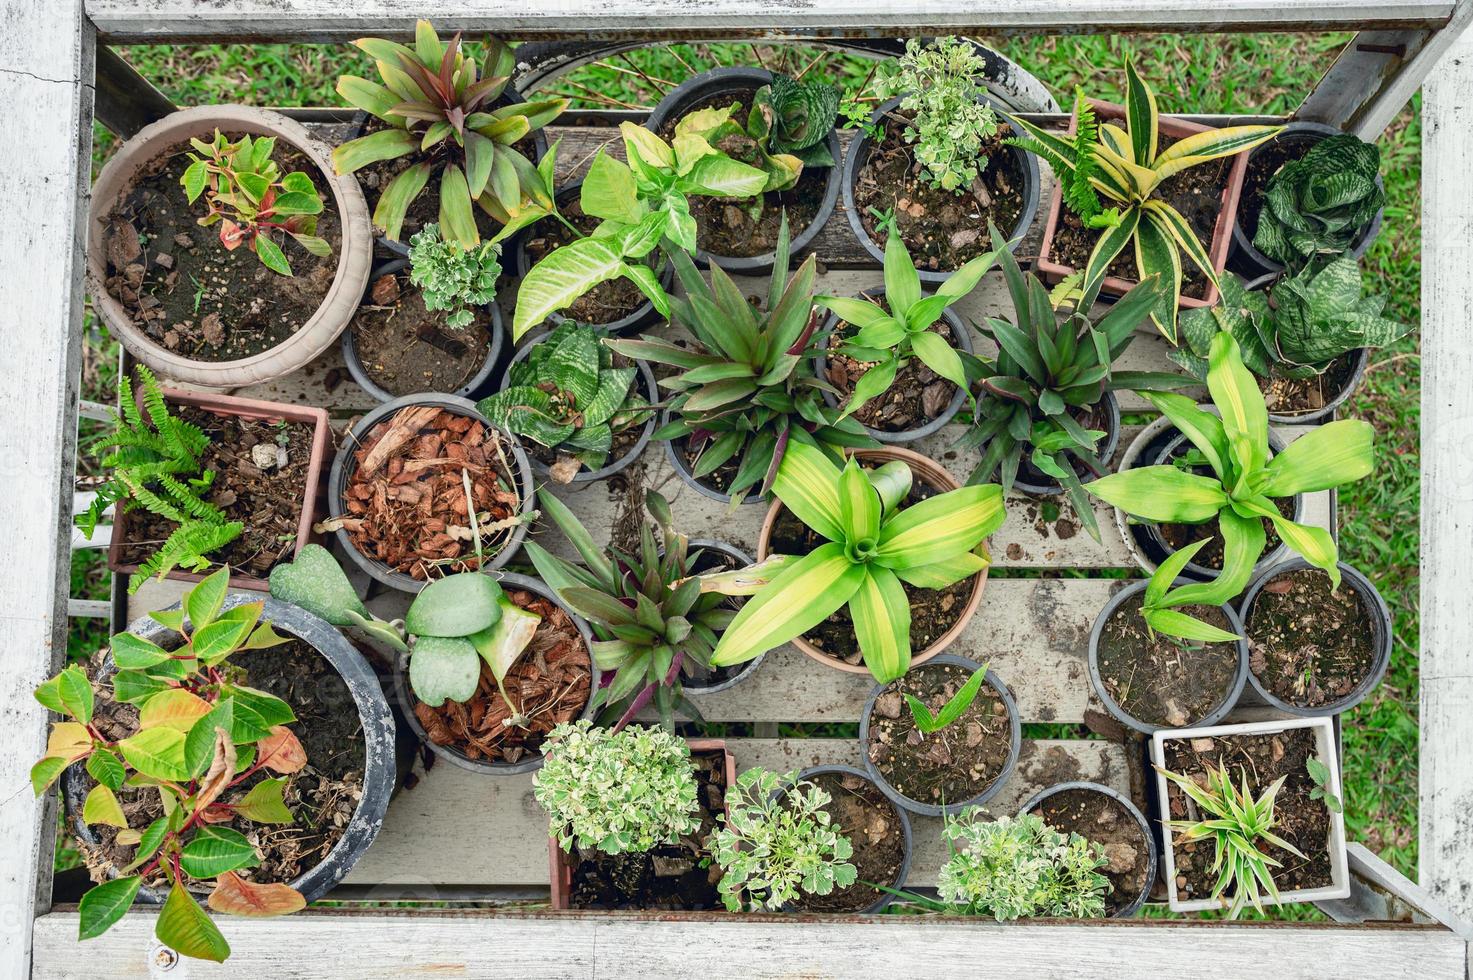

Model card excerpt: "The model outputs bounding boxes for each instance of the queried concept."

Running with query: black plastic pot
[661,411,767,507]
[1228,122,1385,280]
[783,764,913,914]
[680,539,764,695]
[1143,430,1305,583]
[63,595,397,904]
[644,67,843,275]
[843,95,1041,285]
[327,393,536,593]
[1237,558,1393,716]
[858,654,1022,818]
[813,293,972,444]
[1019,780,1159,918]
[973,391,1122,495]
[499,329,658,486]
[393,572,601,776]
[343,257,506,404]
[509,180,674,337]
[1087,580,1251,734]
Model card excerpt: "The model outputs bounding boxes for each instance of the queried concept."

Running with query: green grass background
[74,34,1422,893]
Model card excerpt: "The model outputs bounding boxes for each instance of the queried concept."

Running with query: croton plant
[33,569,308,962]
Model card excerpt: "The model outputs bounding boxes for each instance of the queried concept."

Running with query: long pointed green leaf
[1262,420,1374,496]
[1085,465,1227,523]
[875,484,1005,570]
[771,439,845,542]
[850,566,912,683]
[709,543,866,667]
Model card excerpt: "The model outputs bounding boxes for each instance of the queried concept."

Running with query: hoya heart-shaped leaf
[268,544,369,627]
[405,573,504,638]
[408,635,481,706]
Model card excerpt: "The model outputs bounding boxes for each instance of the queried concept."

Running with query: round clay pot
[1019,780,1159,918]
[812,291,973,443]
[1237,558,1393,717]
[326,393,535,593]
[87,105,373,388]
[858,654,1022,818]
[661,415,767,507]
[842,95,1040,285]
[781,764,913,914]
[680,539,765,695]
[342,257,506,404]
[1240,274,1370,426]
[63,594,397,904]
[392,572,599,776]
[757,446,988,675]
[974,391,1122,496]
[1087,580,1251,735]
[1229,122,1385,280]
[644,67,842,275]
[496,328,657,486]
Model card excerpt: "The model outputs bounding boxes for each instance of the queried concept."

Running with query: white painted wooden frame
[8,0,1473,975]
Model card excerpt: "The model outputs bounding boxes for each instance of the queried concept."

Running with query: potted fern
[77,367,330,593]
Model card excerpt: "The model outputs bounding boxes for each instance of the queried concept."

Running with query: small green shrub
[874,37,1000,193]
[936,811,1110,920]
[1254,134,1384,269]
[406,223,502,329]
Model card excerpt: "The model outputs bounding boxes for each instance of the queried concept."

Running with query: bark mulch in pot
[1259,353,1359,418]
[1050,134,1226,300]
[866,662,1012,808]
[1246,568,1377,708]
[100,137,341,361]
[339,406,523,581]
[521,199,660,324]
[77,640,365,892]
[567,749,727,909]
[788,770,906,913]
[413,588,591,766]
[854,111,1025,274]
[769,479,970,668]
[351,271,494,397]
[116,404,314,580]
[1161,727,1334,901]
[1031,788,1152,917]
[1097,591,1240,729]
[824,307,959,434]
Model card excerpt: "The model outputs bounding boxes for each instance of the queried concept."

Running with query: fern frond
[1066,93,1104,222]
[117,374,142,431]
[156,474,227,523]
[132,520,242,591]
[118,472,189,525]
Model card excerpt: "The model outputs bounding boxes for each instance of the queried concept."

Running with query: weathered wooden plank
[31,909,1470,980]
[85,0,1455,44]
[93,44,174,138]
[341,737,1127,890]
[0,2,93,977]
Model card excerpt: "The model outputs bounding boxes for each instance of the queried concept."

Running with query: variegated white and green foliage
[1172,256,1411,382]
[1254,134,1384,269]
[511,121,768,339]
[1085,332,1374,636]
[1007,60,1282,341]
[608,213,874,504]
[934,811,1110,920]
[762,73,841,166]
[956,236,1185,543]
[707,441,1005,683]
[477,322,651,474]
[406,223,502,329]
[534,721,701,856]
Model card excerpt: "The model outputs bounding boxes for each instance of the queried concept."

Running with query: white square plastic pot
[1151,716,1350,913]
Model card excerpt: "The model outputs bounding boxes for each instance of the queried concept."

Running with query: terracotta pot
[547,739,736,910]
[106,388,330,593]
[756,446,988,675]
[1035,100,1251,312]
[88,105,373,388]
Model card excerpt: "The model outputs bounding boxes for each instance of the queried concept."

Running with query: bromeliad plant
[534,721,701,856]
[331,21,567,247]
[707,441,1006,684]
[406,222,503,329]
[1157,762,1306,917]
[33,569,309,962]
[1253,134,1384,270]
[181,129,330,276]
[712,768,858,912]
[1007,61,1282,340]
[607,214,873,503]
[477,322,652,481]
[1085,331,1375,609]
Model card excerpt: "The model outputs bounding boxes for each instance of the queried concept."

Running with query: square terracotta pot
[548,738,737,910]
[106,388,331,593]
[1035,99,1252,313]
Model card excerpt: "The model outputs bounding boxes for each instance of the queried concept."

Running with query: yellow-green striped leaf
[1143,199,1216,285]
[710,543,866,667]
[894,550,990,589]
[1141,392,1233,485]
[1081,207,1140,295]
[1093,141,1155,199]
[1152,124,1283,180]
[1207,332,1269,475]
[874,484,1005,570]
[1125,61,1159,164]
[1133,209,1182,342]
[1084,466,1227,524]
[772,440,845,543]
[850,567,912,683]
[1156,509,1266,609]
[838,457,880,543]
[1262,420,1374,496]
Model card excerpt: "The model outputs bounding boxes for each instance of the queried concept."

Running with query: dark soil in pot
[1029,787,1153,917]
[349,269,497,398]
[411,586,592,767]
[99,137,340,360]
[1151,436,1297,570]
[669,431,750,501]
[1236,132,1322,245]
[769,480,970,669]
[1161,727,1333,900]
[853,110,1024,274]
[1245,567,1377,709]
[1097,591,1242,729]
[822,302,962,435]
[681,545,752,691]
[519,197,663,326]
[567,748,727,909]
[75,640,364,893]
[865,662,1012,809]
[337,405,525,581]
[1259,351,1360,419]
[1050,134,1226,301]
[787,769,907,913]
[115,404,314,580]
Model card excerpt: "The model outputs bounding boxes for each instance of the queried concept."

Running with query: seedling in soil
[905,663,989,735]
[1307,756,1343,814]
